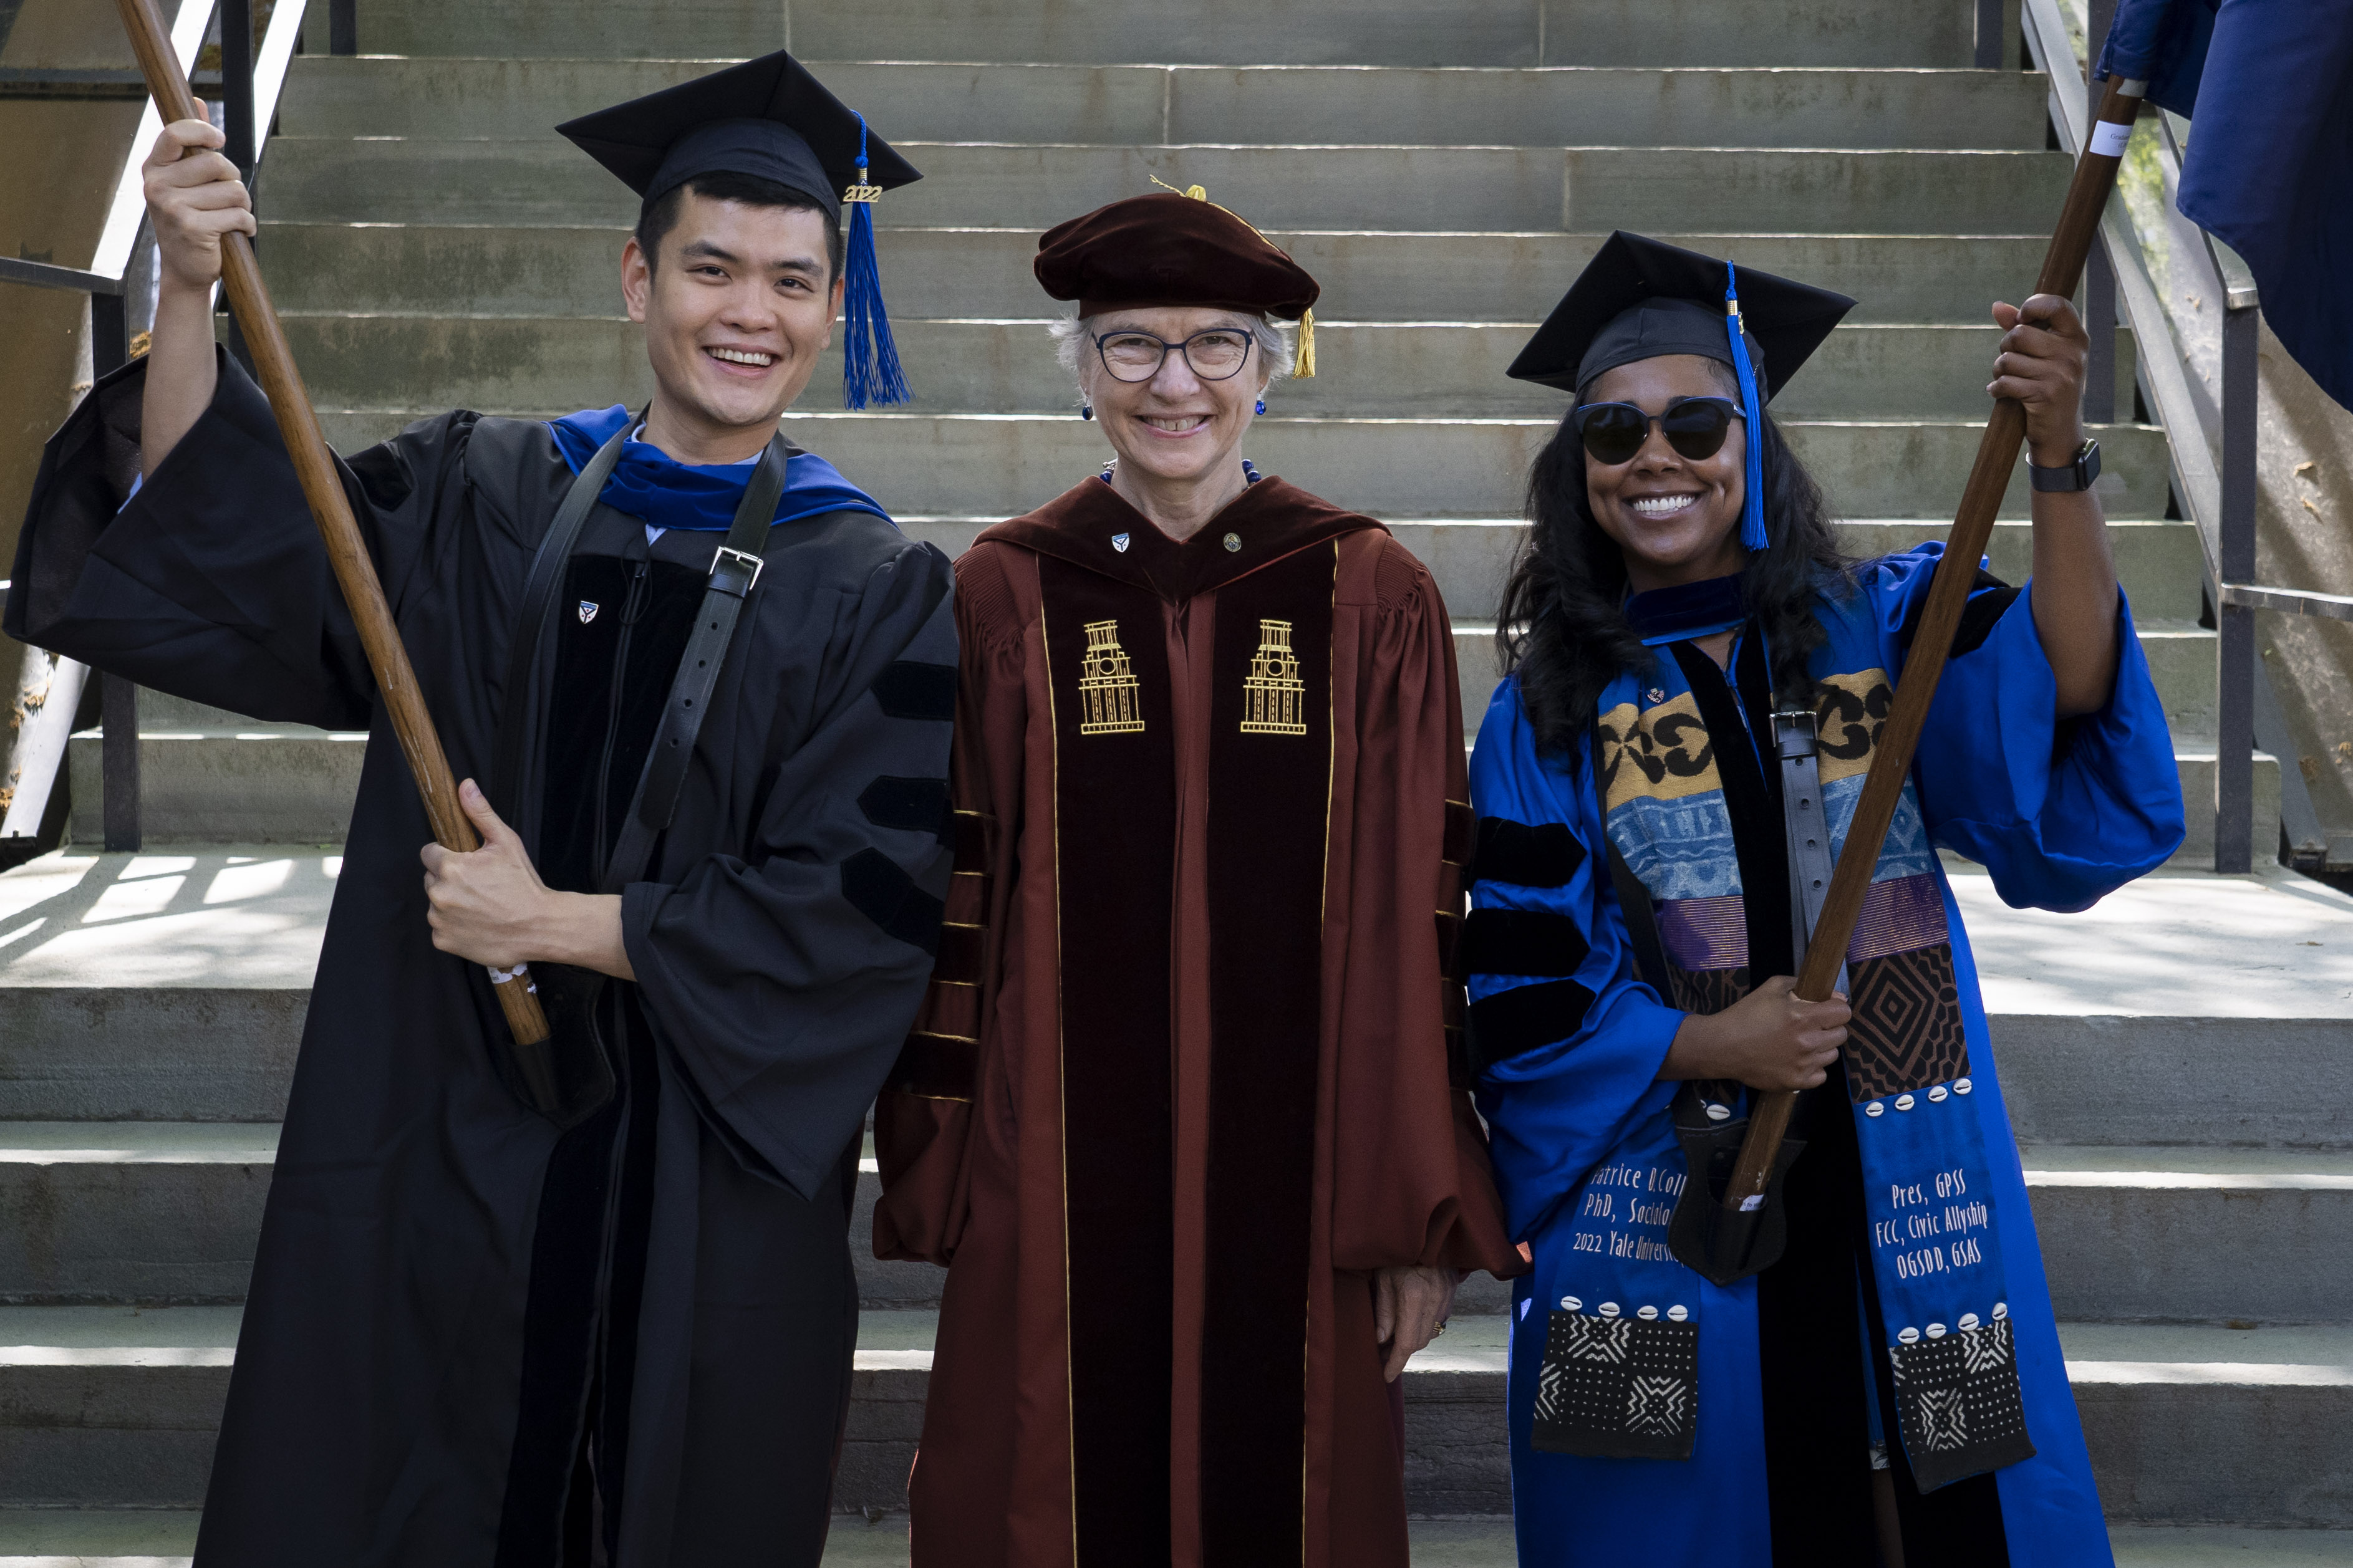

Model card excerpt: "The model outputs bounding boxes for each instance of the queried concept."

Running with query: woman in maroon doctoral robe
[871,190,1523,1567]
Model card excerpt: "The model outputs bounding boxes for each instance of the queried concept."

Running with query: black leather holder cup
[491,962,617,1131]
[1666,1084,1805,1286]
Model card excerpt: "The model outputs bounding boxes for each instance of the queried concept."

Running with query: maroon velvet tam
[1033,193,1320,320]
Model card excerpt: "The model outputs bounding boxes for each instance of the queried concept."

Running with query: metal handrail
[2019,0,2329,874]
[0,0,317,855]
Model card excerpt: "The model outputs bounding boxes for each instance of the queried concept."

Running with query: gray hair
[1048,311,1293,394]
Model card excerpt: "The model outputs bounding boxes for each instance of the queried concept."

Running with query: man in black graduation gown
[6,53,950,1567]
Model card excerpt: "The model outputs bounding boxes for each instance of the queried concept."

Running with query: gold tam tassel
[1145,176,1314,377]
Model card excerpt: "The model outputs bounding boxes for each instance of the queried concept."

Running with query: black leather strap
[1773,708,1849,993]
[599,435,790,893]
[488,421,631,818]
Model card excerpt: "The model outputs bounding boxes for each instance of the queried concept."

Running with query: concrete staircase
[75,0,2281,857]
[10,1,2343,1563]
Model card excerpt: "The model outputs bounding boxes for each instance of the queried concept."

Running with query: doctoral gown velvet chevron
[1467,551,2185,1568]
[7,352,956,1567]
[871,474,1522,1568]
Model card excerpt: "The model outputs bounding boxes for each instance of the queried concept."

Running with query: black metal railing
[2022,0,2352,877]
[0,0,321,854]
[2,264,141,853]
[2080,0,2119,425]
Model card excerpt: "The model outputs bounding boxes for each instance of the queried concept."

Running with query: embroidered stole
[1540,628,2034,1493]
[1040,543,1338,1562]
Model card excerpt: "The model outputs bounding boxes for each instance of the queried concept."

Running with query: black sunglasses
[1569,397,1746,466]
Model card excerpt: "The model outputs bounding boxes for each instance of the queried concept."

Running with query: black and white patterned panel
[1530,1308,1699,1461]
[1887,1311,2036,1491]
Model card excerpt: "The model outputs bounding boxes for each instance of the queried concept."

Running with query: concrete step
[0,1307,236,1511]
[66,728,362,848]
[0,988,304,1124]
[1959,867,2353,1150]
[0,1127,274,1304]
[0,849,326,1125]
[2105,1529,2353,1567]
[256,224,2073,326]
[2067,1323,2353,1528]
[274,314,2141,425]
[311,413,2180,524]
[0,847,331,993]
[281,57,2053,152]
[64,694,359,849]
[337,0,1988,69]
[1836,518,2205,624]
[256,139,2077,235]
[6,1309,2345,1525]
[2020,1147,2353,1325]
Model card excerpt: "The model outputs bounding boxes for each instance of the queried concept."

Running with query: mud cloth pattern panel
[1530,1311,1700,1461]
[1666,964,1747,1017]
[1843,942,1970,1102]
[1888,1315,2035,1493]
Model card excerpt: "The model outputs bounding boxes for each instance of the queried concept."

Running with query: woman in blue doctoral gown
[1464,233,2185,1567]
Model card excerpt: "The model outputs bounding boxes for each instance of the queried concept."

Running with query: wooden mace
[114,0,552,1049]
[1717,75,2149,1257]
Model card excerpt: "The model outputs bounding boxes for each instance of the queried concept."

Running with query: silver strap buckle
[1771,708,1818,760]
[710,544,764,594]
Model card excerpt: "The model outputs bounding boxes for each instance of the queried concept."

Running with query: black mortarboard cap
[1507,231,1853,400]
[554,50,920,209]
[555,51,922,410]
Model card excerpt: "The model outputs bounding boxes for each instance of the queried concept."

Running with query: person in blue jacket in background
[1464,233,2184,1568]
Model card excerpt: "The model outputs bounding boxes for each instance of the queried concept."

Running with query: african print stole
[1040,544,1337,1564]
[1539,613,2036,1493]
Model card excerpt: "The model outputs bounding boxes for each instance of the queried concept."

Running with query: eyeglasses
[1094,327,1256,383]
[1569,397,1746,466]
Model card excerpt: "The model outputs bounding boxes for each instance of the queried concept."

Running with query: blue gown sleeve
[1870,542,2186,913]
[1465,675,1685,1243]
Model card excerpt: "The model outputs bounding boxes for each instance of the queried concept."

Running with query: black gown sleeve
[6,348,468,729]
[619,538,959,1201]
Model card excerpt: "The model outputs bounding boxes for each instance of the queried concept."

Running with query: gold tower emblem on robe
[1239,618,1309,736]
[1077,619,1146,734]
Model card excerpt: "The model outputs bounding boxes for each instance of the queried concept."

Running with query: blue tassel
[1724,263,1768,553]
[841,114,910,410]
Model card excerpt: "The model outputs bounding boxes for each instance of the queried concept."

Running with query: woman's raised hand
[1988,292,2090,468]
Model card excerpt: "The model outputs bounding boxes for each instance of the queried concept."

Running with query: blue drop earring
[1081,403,1093,421]
[1254,398,1266,416]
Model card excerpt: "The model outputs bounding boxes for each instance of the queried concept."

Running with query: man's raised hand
[143,106,254,294]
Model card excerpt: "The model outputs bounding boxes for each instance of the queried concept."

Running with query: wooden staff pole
[1718,76,2147,1231]
[114,0,551,1048]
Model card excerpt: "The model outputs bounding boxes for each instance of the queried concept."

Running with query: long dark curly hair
[1496,386,1852,757]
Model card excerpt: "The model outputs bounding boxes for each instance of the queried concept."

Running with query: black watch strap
[2029,437,2101,493]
